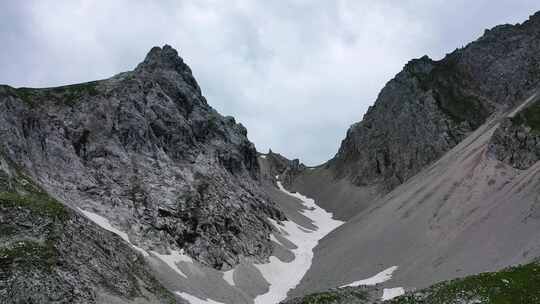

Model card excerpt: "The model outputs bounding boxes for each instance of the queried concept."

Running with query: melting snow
[382,287,405,301]
[78,208,148,256]
[176,292,225,304]
[270,234,285,247]
[152,250,193,279]
[253,182,344,304]
[223,269,235,286]
[340,266,398,287]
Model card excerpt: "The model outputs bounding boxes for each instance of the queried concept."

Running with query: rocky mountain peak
[523,11,540,26]
[137,44,185,72]
[135,44,201,94]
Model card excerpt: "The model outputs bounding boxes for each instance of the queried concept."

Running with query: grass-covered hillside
[391,261,540,304]
[284,261,540,304]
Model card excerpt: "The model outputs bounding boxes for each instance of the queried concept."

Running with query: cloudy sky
[1,1,539,165]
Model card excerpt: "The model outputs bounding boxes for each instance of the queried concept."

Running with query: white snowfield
[78,208,148,256]
[253,181,344,304]
[382,287,405,301]
[340,266,398,287]
[175,292,225,304]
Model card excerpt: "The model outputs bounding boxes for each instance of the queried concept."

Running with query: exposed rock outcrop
[490,95,540,169]
[330,12,540,192]
[286,12,540,299]
[0,154,175,304]
[0,45,285,271]
[259,150,306,185]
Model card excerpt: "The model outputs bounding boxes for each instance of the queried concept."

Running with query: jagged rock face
[260,151,306,184]
[331,12,540,191]
[0,45,284,269]
[490,97,540,169]
[0,155,175,304]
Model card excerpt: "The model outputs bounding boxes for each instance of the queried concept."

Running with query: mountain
[285,12,540,221]
[4,10,540,304]
[0,154,175,303]
[0,44,346,304]
[278,11,540,303]
[0,45,292,303]
[0,45,285,270]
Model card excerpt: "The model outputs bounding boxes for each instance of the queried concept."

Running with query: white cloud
[1,1,538,164]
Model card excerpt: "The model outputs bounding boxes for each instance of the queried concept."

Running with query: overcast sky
[1,1,539,165]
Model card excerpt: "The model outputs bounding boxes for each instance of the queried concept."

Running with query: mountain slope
[287,90,540,299]
[0,45,309,304]
[0,45,284,270]
[4,11,540,304]
[0,45,348,304]
[286,12,540,221]
[389,260,540,304]
[0,153,175,304]
[280,11,540,301]
[283,260,540,304]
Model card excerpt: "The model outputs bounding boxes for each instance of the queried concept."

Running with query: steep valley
[3,10,540,304]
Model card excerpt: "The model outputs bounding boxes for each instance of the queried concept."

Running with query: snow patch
[382,287,405,301]
[340,266,398,287]
[176,292,225,304]
[152,250,193,279]
[260,155,267,159]
[253,182,344,304]
[223,269,235,286]
[270,234,285,247]
[78,208,148,256]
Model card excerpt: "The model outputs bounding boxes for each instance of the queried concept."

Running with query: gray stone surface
[490,94,540,169]
[329,12,540,195]
[4,10,540,304]
[289,97,540,299]
[0,45,284,271]
[284,12,540,299]
[0,153,176,304]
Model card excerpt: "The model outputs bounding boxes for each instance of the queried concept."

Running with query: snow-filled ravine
[253,180,345,304]
[78,182,348,304]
